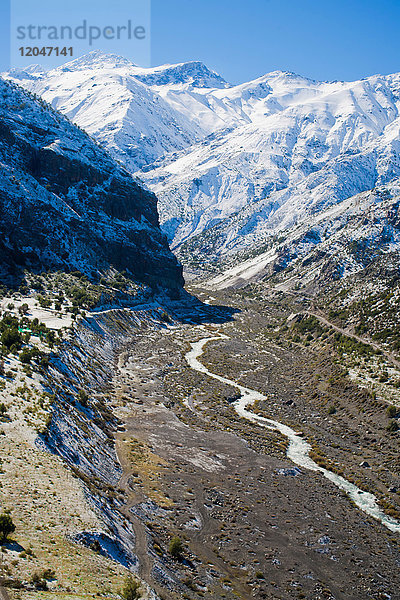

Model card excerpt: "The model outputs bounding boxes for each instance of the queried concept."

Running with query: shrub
[18,304,29,316]
[77,390,89,406]
[19,347,41,364]
[387,405,398,419]
[39,355,49,369]
[255,571,265,579]
[1,328,22,351]
[30,572,48,590]
[41,568,55,580]
[37,295,51,309]
[387,420,399,433]
[46,330,56,348]
[0,512,15,542]
[168,536,183,559]
[294,316,324,337]
[121,576,141,600]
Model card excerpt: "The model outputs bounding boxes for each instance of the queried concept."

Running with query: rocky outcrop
[0,79,184,294]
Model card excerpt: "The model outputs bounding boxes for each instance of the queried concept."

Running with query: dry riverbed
[1,286,400,600]
[108,287,400,600]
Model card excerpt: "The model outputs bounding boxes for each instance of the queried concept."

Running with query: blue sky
[1,0,400,82]
[151,0,400,83]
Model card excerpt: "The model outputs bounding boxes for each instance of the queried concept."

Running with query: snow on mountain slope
[0,78,183,292]
[5,53,400,267]
[3,51,234,172]
[131,60,229,89]
[208,182,400,289]
[142,71,400,257]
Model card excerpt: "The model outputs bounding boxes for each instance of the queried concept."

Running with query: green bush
[387,405,398,419]
[387,420,399,433]
[333,331,375,358]
[121,576,141,600]
[168,536,184,559]
[77,390,89,406]
[30,572,48,590]
[294,316,325,337]
[18,303,29,316]
[37,295,51,309]
[40,355,49,369]
[46,330,56,348]
[1,328,22,351]
[0,511,15,542]
[19,347,41,364]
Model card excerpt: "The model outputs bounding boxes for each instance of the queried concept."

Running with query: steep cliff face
[0,79,184,294]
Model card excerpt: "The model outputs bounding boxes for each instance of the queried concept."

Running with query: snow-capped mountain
[0,77,183,292]
[5,52,400,269]
[145,71,400,260]
[3,51,233,173]
[207,182,400,289]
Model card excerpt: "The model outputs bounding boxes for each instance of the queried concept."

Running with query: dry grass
[123,438,173,509]
[0,360,129,598]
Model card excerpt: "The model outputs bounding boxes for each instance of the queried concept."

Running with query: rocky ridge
[0,77,183,294]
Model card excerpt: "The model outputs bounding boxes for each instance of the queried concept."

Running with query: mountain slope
[4,52,233,173]
[6,54,400,269]
[0,78,183,293]
[143,71,400,260]
[207,182,400,289]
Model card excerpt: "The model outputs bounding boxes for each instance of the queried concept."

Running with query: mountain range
[2,52,400,600]
[4,50,400,282]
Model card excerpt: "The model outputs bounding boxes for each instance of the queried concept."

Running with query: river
[186,332,400,534]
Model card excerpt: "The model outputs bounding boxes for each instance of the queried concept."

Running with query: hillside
[208,182,400,287]
[0,77,183,295]
[146,71,400,263]
[6,53,400,270]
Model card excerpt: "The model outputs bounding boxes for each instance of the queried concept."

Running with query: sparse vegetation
[387,420,399,433]
[121,575,142,600]
[0,511,15,542]
[30,568,55,590]
[77,389,89,406]
[387,405,398,418]
[168,536,184,559]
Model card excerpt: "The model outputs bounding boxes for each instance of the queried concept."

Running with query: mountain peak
[55,50,137,72]
[132,61,230,89]
[43,52,229,88]
[5,64,49,81]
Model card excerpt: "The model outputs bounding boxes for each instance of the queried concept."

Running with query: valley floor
[1,285,400,600]
[107,287,400,600]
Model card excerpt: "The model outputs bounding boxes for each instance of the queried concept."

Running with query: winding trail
[186,332,400,534]
[307,310,400,370]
